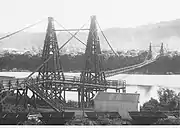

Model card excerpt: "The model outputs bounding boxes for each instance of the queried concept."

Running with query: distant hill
[1,18,180,52]
[102,19,180,51]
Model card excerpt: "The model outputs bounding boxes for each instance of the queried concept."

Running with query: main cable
[20,23,88,91]
[23,18,88,80]
[0,18,47,41]
[95,19,119,57]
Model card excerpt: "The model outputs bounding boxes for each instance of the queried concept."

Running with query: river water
[0,72,180,106]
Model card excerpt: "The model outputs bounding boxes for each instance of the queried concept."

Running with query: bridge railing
[105,58,157,77]
[29,76,126,89]
[0,78,26,92]
[106,79,126,88]
[0,74,126,93]
[64,75,126,88]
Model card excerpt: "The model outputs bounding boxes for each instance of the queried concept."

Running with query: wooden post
[64,88,66,102]
[78,88,81,108]
[15,89,19,106]
[24,87,28,109]
[33,92,37,109]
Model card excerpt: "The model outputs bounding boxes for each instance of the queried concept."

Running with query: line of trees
[0,50,147,72]
[1,50,180,74]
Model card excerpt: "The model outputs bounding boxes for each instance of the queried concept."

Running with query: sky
[0,0,180,32]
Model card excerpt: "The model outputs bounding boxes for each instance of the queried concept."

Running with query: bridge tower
[37,17,65,104]
[147,43,152,60]
[159,42,164,56]
[79,16,106,108]
[39,17,65,82]
[12,17,65,112]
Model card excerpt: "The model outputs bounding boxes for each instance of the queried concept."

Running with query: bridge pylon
[159,42,164,56]
[39,17,65,81]
[0,17,65,112]
[147,42,152,60]
[37,17,65,104]
[80,16,106,108]
[15,17,66,112]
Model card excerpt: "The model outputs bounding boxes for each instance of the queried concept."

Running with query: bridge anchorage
[0,16,127,112]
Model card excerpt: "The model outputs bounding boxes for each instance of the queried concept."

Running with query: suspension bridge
[0,16,165,113]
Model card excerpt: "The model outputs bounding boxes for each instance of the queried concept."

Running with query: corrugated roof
[94,92,139,102]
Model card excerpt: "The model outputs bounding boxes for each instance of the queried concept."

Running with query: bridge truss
[0,16,165,112]
[0,16,127,112]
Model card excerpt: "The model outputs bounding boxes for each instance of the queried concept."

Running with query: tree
[158,88,178,111]
[142,88,179,111]
[141,98,159,111]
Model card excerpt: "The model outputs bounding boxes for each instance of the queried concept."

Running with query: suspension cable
[16,18,89,81]
[1,18,90,94]
[0,18,47,41]
[21,25,87,84]
[58,19,89,50]
[95,19,119,57]
[18,34,71,86]
[54,19,89,46]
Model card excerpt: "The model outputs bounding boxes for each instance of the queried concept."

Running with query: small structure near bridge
[93,92,140,120]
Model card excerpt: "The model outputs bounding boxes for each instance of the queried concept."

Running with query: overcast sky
[0,0,180,32]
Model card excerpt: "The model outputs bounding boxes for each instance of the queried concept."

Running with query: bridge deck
[105,58,157,77]
[0,76,126,93]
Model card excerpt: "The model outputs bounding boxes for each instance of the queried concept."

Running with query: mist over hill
[1,18,180,52]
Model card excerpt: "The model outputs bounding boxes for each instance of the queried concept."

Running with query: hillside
[1,19,180,52]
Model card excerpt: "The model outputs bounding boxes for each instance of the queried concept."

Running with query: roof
[94,92,139,102]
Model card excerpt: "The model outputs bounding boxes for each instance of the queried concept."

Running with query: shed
[93,92,140,120]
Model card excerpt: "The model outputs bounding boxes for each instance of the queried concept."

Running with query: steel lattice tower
[160,43,164,56]
[80,16,106,108]
[147,43,152,60]
[38,17,65,102]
